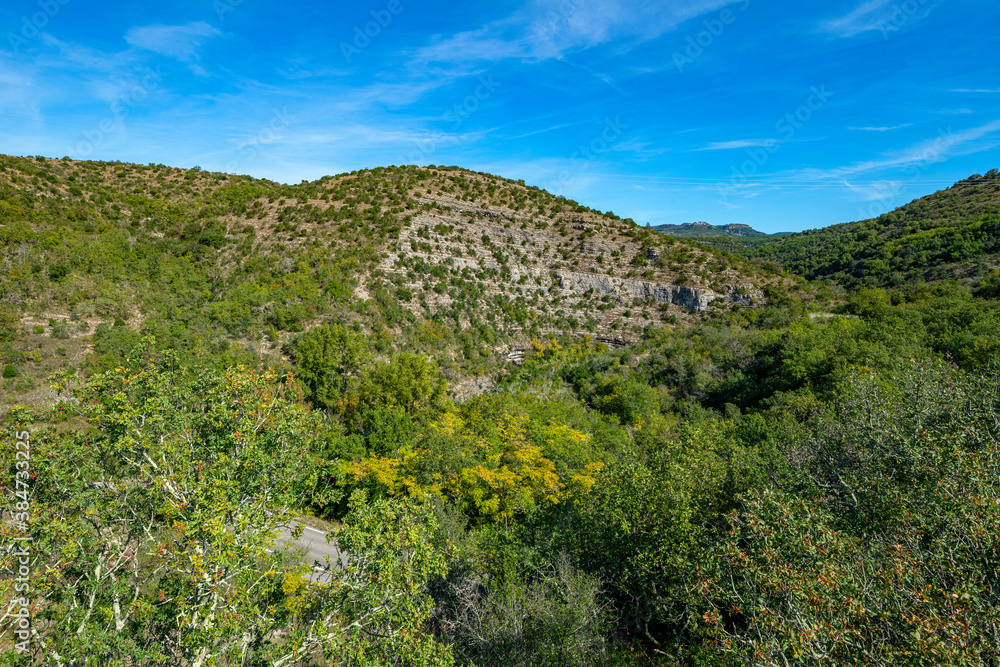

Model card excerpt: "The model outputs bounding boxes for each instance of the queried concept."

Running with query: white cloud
[277,65,351,80]
[125,22,221,74]
[0,53,33,88]
[609,137,670,158]
[949,89,1000,94]
[38,34,131,75]
[412,0,739,67]
[848,124,913,132]
[789,119,1000,180]
[820,0,894,37]
[819,0,937,38]
[694,139,778,151]
[842,179,904,201]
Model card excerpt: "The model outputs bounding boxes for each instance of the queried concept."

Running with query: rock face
[363,169,776,344]
[554,271,756,311]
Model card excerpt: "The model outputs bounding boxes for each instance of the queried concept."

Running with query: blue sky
[1,0,998,232]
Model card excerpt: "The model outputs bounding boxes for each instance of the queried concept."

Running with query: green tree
[291,324,371,410]
[355,353,447,416]
[314,491,455,666]
[5,350,454,665]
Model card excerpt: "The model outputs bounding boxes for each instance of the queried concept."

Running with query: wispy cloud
[694,139,778,151]
[842,179,904,200]
[277,65,351,81]
[820,0,894,37]
[609,137,670,158]
[848,124,913,132]
[411,0,738,68]
[125,22,221,75]
[819,0,935,38]
[790,119,1000,180]
[507,124,572,140]
[950,88,1000,94]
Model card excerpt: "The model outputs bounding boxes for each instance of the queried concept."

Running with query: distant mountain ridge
[701,170,1000,288]
[651,221,773,238]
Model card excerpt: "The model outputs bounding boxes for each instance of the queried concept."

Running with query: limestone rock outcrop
[554,271,757,311]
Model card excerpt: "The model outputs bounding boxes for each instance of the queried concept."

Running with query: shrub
[50,320,71,339]
[705,362,1000,665]
[434,553,609,666]
[0,343,23,365]
[0,306,17,342]
[48,263,70,282]
[3,364,18,378]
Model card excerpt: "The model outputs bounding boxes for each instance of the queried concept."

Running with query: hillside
[0,154,776,411]
[5,155,1000,667]
[706,170,1000,288]
[651,221,772,238]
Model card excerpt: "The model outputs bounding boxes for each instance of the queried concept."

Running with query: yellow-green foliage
[343,402,606,523]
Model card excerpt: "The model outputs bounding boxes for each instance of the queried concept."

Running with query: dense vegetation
[696,170,1000,289]
[1,158,999,665]
[0,153,774,415]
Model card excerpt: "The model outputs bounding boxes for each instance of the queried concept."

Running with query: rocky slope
[0,155,778,410]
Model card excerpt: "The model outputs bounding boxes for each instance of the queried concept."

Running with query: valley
[1,155,998,666]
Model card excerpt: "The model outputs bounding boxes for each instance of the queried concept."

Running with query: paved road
[273,523,346,582]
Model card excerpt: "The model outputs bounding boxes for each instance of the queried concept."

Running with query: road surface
[273,523,346,583]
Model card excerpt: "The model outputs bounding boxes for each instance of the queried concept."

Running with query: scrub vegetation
[1,155,998,665]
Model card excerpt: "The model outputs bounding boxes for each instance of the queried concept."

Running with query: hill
[0,154,776,411]
[708,170,1000,288]
[651,221,772,238]
[5,155,1000,667]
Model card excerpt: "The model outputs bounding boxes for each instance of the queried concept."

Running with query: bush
[0,306,17,342]
[50,320,71,339]
[3,364,18,378]
[434,553,609,666]
[48,263,70,282]
[0,343,23,365]
[704,362,1000,665]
